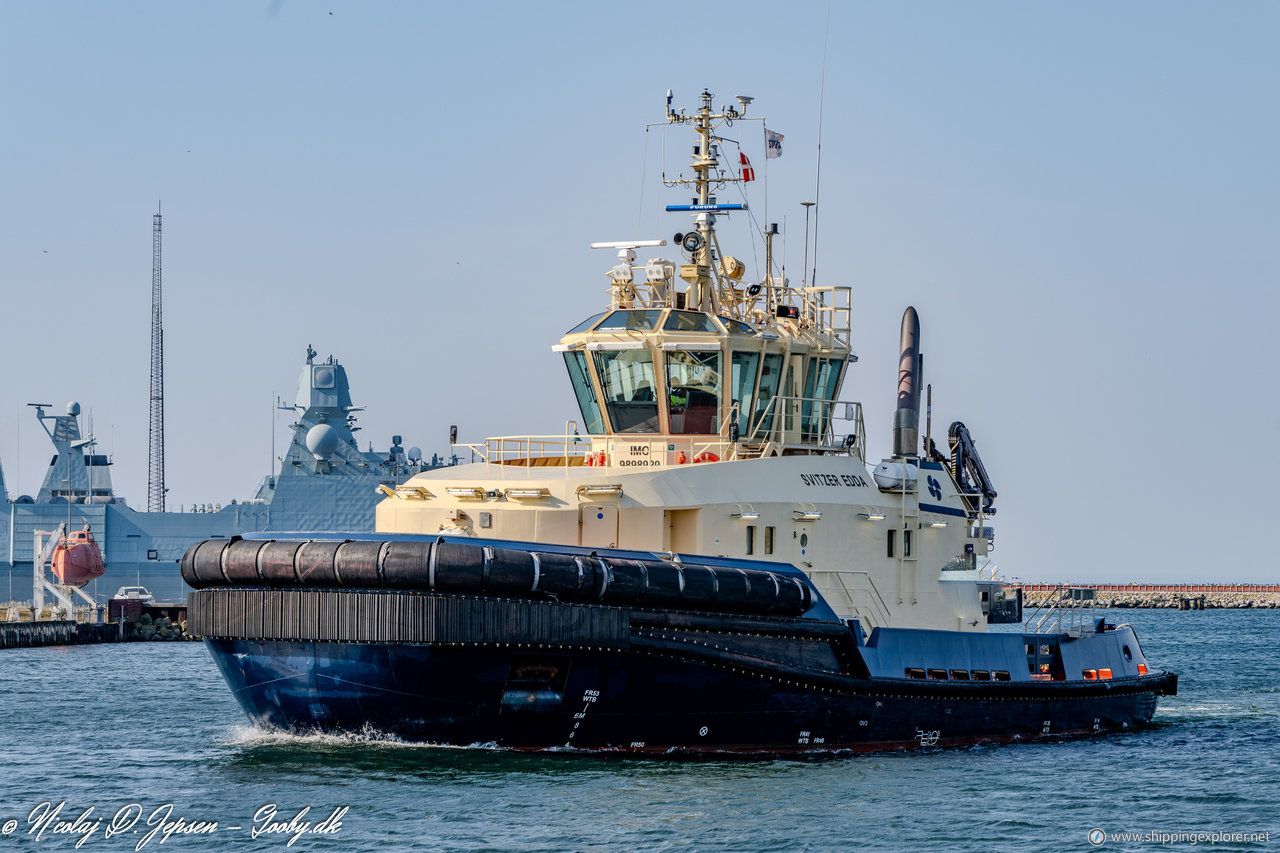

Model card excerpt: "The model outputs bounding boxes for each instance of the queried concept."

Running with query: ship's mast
[147,204,165,512]
[663,89,752,314]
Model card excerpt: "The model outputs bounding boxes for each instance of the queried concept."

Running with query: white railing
[745,396,864,457]
[808,569,891,631]
[1024,586,1098,637]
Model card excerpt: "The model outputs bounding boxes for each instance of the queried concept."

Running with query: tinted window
[593,349,660,433]
[597,310,663,331]
[719,316,756,335]
[563,352,605,434]
[664,311,720,332]
[666,349,721,435]
[751,353,783,437]
[564,313,606,335]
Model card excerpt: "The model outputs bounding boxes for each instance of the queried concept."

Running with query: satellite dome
[407,446,422,462]
[305,423,341,460]
[67,401,81,416]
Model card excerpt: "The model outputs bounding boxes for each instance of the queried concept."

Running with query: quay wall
[1016,584,1280,610]
[0,621,79,648]
[0,615,192,648]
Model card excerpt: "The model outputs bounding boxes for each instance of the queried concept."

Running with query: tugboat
[187,90,1176,754]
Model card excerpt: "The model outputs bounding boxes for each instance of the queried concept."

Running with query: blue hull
[187,538,1176,755]
[206,635,1170,754]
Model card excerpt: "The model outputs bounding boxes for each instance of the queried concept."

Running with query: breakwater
[1017,584,1280,609]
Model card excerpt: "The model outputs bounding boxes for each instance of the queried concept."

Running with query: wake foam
[222,724,500,751]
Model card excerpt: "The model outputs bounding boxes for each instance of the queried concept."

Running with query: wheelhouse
[555,304,859,455]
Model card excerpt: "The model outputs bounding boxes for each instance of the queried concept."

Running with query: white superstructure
[376,90,997,633]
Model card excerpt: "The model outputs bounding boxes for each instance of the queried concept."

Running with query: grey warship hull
[1,350,446,601]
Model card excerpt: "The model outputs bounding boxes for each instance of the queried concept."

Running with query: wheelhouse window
[663,311,720,332]
[665,349,722,434]
[801,357,843,440]
[596,310,663,331]
[821,358,844,400]
[564,313,606,335]
[718,316,756,335]
[780,356,801,434]
[730,351,760,435]
[801,357,822,440]
[593,348,660,433]
[562,351,605,434]
[751,353,783,437]
[818,358,844,438]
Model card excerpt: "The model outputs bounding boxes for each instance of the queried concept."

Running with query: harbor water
[1,609,1276,852]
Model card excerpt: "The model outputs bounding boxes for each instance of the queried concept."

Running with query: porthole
[800,533,809,548]
[1123,645,1132,661]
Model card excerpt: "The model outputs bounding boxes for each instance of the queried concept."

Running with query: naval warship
[186,90,1176,754]
[1,347,445,602]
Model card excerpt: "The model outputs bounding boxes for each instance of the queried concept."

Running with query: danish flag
[739,151,755,183]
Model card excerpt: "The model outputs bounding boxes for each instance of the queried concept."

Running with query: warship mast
[147,204,165,512]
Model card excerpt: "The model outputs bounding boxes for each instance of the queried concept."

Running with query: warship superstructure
[188,90,1176,754]
[2,348,444,601]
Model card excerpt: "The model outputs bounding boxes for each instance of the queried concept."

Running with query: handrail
[602,273,852,344]
[1023,585,1098,636]
[744,395,864,457]
[806,568,891,631]
[457,433,593,465]
[456,397,863,466]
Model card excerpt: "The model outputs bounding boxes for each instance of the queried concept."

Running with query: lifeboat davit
[51,527,106,587]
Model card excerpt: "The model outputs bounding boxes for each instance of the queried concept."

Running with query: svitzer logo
[926,475,942,501]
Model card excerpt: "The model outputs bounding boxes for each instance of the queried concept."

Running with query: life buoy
[692,451,719,464]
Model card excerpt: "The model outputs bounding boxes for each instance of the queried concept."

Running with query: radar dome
[67,402,81,416]
[407,446,422,462]
[305,423,341,460]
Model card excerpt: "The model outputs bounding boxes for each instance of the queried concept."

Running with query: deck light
[505,488,551,500]
[396,486,433,499]
[445,487,486,499]
[575,484,623,498]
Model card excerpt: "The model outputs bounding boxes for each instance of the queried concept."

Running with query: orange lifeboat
[51,526,106,587]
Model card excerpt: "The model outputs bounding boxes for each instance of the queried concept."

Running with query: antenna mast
[147,204,165,512]
[661,89,753,313]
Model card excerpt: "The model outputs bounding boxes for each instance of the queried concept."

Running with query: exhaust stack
[892,306,921,457]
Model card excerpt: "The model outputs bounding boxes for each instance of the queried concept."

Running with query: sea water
[0,609,1276,852]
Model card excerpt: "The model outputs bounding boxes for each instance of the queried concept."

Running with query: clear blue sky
[1,1,1276,582]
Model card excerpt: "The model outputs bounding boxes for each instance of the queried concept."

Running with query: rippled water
[1,609,1277,852]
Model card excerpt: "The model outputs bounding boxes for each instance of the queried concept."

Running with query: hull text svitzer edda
[185,90,1176,755]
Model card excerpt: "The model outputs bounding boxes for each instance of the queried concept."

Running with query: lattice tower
[147,207,165,511]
